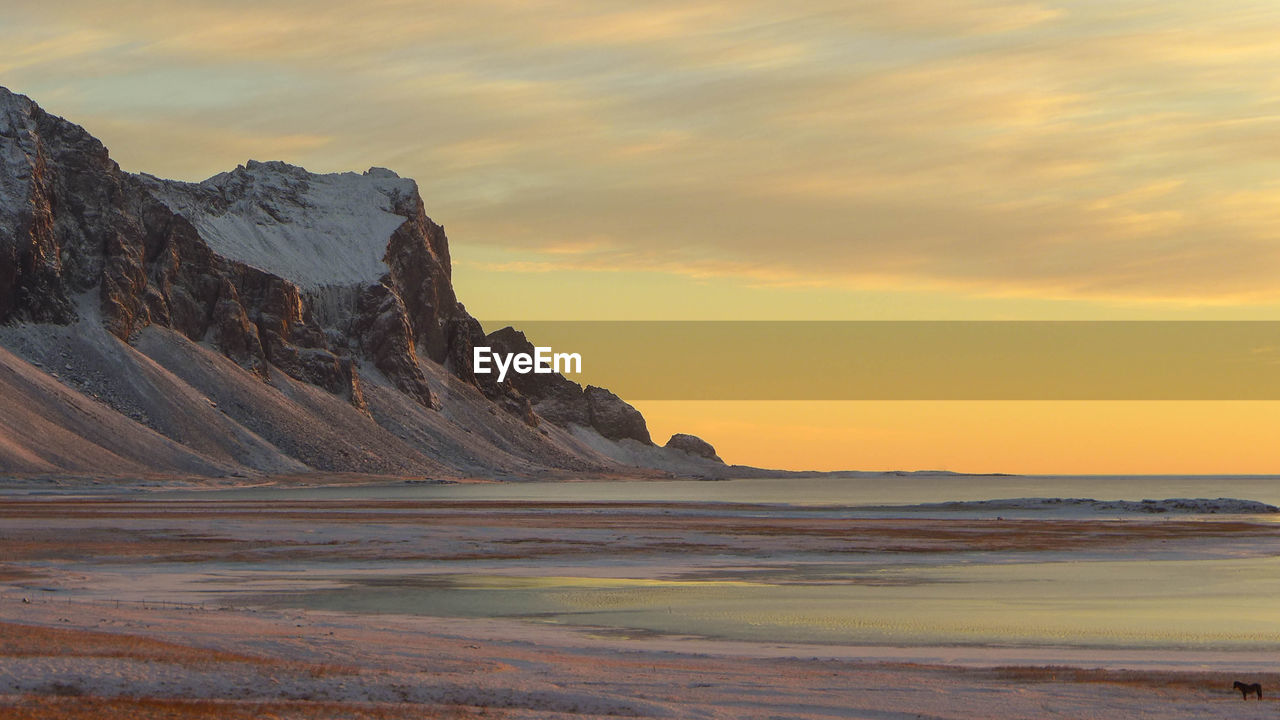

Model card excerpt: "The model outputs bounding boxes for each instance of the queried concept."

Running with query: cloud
[0,27,117,75]
[5,0,1280,304]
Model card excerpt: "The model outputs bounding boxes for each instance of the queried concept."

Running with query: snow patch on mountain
[143,161,417,290]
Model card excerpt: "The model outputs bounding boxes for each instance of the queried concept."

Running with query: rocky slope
[0,86,724,480]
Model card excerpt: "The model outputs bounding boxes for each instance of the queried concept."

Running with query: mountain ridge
[0,85,728,481]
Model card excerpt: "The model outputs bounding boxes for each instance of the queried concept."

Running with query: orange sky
[634,401,1280,474]
[5,1,1280,472]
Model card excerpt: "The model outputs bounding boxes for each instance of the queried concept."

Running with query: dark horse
[1233,681,1262,700]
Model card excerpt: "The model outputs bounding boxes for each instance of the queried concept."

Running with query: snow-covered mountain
[0,86,727,480]
[145,162,419,292]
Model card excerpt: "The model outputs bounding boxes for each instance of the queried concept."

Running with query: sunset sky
[4,0,1280,472]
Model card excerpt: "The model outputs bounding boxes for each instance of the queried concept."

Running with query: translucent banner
[477,321,1280,400]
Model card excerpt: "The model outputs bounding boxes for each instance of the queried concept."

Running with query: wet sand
[2,495,1279,718]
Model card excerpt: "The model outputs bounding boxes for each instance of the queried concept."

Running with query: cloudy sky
[5,1,1280,470]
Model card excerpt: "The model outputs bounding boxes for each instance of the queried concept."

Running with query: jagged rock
[382,191,462,365]
[133,206,226,341]
[444,310,485,385]
[496,389,539,427]
[227,264,365,407]
[209,277,266,375]
[0,89,96,324]
[0,85,711,477]
[0,88,370,408]
[483,327,586,427]
[477,327,651,443]
[353,283,435,408]
[139,159,460,410]
[585,385,652,444]
[665,433,723,463]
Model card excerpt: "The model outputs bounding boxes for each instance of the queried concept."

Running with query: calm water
[195,475,1280,653]
[173,473,1280,506]
[275,558,1280,650]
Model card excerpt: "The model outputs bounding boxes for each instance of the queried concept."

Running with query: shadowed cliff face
[482,327,654,444]
[1,89,108,325]
[0,85,703,473]
[0,89,368,408]
[0,92,471,415]
[381,189,460,365]
[136,160,440,412]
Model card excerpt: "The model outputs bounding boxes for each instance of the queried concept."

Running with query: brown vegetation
[2,498,1276,566]
[0,622,352,676]
[989,665,1280,693]
[0,696,499,720]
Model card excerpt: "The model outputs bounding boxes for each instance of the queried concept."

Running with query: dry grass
[4,499,1276,565]
[0,696,501,719]
[0,566,36,583]
[989,665,1280,694]
[0,622,354,676]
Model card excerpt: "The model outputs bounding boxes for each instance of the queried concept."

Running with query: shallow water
[22,475,1280,655]
[254,554,1280,651]
[173,473,1280,507]
[184,475,1280,653]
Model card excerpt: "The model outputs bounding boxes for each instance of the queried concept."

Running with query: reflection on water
[176,474,1280,507]
[261,555,1280,651]
[146,475,1280,652]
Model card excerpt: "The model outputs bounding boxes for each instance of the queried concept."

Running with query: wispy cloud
[5,0,1280,305]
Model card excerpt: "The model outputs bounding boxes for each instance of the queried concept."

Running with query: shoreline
[3,488,1279,717]
[8,593,1280,674]
[2,598,1277,719]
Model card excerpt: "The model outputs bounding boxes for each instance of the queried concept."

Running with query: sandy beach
[2,489,1279,718]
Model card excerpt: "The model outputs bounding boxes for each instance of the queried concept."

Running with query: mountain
[0,86,726,481]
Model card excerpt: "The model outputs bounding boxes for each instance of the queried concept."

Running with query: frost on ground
[2,495,1280,718]
[0,604,1277,720]
[865,497,1280,515]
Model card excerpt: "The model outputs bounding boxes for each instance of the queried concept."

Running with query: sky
[4,0,1280,472]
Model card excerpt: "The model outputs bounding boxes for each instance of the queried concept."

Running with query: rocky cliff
[665,433,723,462]
[0,86,723,479]
[481,327,653,443]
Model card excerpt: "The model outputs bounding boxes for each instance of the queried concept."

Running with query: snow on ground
[1,600,1277,720]
[864,497,1280,515]
[3,493,1280,717]
[145,161,417,290]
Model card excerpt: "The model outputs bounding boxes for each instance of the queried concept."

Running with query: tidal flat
[2,479,1280,718]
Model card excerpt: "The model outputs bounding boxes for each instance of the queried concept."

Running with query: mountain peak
[0,86,34,124]
[0,87,728,480]
[235,158,312,180]
[143,160,420,291]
